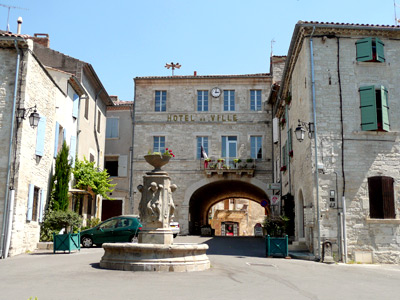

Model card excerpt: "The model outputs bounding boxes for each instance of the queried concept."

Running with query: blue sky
[0,0,397,100]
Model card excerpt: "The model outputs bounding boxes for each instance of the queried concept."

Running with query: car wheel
[130,236,138,243]
[173,234,177,238]
[81,236,93,248]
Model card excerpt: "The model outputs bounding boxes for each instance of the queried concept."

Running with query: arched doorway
[186,179,270,235]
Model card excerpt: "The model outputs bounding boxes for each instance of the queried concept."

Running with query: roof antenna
[0,3,28,32]
[270,39,276,57]
[164,62,181,76]
[395,0,400,25]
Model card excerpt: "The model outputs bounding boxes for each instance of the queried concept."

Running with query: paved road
[1,236,400,300]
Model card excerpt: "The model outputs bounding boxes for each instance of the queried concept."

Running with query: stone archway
[181,177,270,235]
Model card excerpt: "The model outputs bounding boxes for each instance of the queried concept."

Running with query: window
[90,153,95,162]
[250,136,262,159]
[53,122,64,158]
[155,91,166,112]
[106,118,119,138]
[84,98,89,120]
[35,116,46,157]
[368,176,395,219]
[153,136,165,153]
[250,90,262,111]
[97,111,101,133]
[356,37,385,62]
[197,136,209,159]
[224,90,235,111]
[221,136,237,165]
[105,157,118,176]
[360,85,389,132]
[27,184,43,222]
[197,91,209,111]
[72,94,79,119]
[32,187,40,221]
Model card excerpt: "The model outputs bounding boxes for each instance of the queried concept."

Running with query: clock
[211,87,221,98]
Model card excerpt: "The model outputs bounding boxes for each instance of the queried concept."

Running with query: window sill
[356,61,387,66]
[351,131,398,141]
[366,218,400,224]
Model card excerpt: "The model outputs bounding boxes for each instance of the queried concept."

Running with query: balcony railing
[201,158,256,177]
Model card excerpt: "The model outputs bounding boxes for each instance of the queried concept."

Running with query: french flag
[201,146,208,159]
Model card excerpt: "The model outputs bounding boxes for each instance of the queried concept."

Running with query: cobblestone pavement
[1,236,400,300]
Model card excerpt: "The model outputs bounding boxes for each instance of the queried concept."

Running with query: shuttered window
[360,85,389,132]
[35,116,46,157]
[356,37,385,62]
[368,176,395,219]
[106,118,119,138]
[72,94,79,118]
[118,155,128,177]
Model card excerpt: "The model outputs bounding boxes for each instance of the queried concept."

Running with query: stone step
[37,242,53,250]
[289,241,309,251]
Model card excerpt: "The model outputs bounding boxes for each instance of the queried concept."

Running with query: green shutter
[282,143,287,166]
[288,128,292,152]
[356,38,373,62]
[380,86,390,131]
[375,38,385,62]
[360,86,377,131]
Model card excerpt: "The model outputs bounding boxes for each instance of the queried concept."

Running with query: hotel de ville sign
[167,114,238,123]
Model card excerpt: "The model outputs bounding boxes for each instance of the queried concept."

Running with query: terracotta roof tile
[301,21,400,29]
[135,73,271,80]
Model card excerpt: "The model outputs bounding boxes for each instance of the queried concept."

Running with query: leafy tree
[51,141,72,211]
[73,158,115,200]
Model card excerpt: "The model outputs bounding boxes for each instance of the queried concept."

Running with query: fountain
[99,154,210,272]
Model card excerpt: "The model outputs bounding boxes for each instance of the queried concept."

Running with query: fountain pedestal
[100,154,210,272]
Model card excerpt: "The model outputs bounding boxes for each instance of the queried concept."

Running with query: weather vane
[165,62,181,76]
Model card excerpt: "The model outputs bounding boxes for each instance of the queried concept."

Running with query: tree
[73,158,115,200]
[51,141,72,211]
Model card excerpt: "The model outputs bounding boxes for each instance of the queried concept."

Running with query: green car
[81,215,142,248]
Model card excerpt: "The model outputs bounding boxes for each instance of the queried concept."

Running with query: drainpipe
[1,40,21,259]
[310,26,322,261]
[94,89,103,167]
[128,85,136,214]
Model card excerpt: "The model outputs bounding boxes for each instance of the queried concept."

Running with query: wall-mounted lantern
[17,105,40,128]
[295,119,315,142]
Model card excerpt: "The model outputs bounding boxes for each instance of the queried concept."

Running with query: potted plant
[144,148,175,172]
[217,158,225,169]
[263,215,290,258]
[289,150,294,158]
[280,118,286,128]
[233,158,242,169]
[280,165,287,172]
[204,158,211,169]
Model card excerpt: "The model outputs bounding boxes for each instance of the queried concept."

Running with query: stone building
[270,21,400,263]
[104,97,134,220]
[0,29,111,257]
[131,63,284,235]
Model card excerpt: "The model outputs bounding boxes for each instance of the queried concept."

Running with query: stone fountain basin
[100,243,210,272]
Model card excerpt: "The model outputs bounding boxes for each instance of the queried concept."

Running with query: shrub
[40,210,82,241]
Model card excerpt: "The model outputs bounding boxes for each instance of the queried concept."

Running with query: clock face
[211,87,221,98]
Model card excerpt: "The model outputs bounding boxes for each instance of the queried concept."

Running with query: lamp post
[17,105,40,128]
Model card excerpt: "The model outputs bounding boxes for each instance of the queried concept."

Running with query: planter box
[53,232,80,253]
[265,235,288,257]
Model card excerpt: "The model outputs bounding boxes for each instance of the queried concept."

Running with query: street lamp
[295,119,314,142]
[17,105,40,128]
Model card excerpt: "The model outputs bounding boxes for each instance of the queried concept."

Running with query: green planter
[265,235,288,258]
[53,232,80,253]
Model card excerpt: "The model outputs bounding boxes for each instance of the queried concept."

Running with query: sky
[0,0,398,100]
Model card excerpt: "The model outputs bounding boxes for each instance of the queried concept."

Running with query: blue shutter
[360,86,378,131]
[39,189,45,223]
[72,94,79,118]
[26,184,34,221]
[356,38,373,62]
[376,38,385,62]
[54,122,59,158]
[70,135,77,167]
[35,116,46,157]
[63,128,67,142]
[380,86,390,132]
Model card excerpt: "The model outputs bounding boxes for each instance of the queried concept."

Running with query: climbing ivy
[72,158,115,200]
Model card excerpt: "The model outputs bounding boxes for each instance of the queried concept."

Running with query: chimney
[32,33,50,48]
[17,17,23,34]
[194,71,197,76]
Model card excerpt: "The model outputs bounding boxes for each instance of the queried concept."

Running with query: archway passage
[188,180,269,235]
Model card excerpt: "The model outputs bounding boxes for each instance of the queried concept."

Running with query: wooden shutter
[26,184,34,221]
[282,143,287,166]
[360,86,378,131]
[106,118,118,138]
[380,86,390,132]
[35,116,46,157]
[273,118,279,144]
[288,128,292,152]
[375,38,385,62]
[356,38,373,62]
[72,94,79,118]
[70,135,77,167]
[382,177,395,219]
[38,189,45,223]
[53,122,59,158]
[118,155,128,177]
[368,176,395,219]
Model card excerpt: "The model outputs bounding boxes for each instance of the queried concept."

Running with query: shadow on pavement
[201,236,265,258]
